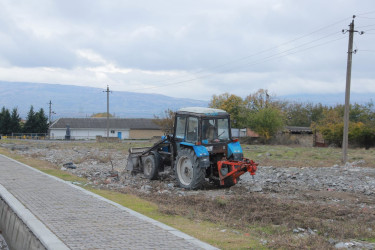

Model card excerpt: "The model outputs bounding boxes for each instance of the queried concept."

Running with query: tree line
[209,89,375,149]
[0,106,49,135]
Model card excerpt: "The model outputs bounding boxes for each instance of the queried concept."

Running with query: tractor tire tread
[175,148,205,190]
[143,151,160,180]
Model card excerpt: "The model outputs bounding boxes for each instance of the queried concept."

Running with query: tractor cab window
[202,118,230,143]
[186,117,198,143]
[202,119,216,143]
[217,118,230,141]
[175,116,186,139]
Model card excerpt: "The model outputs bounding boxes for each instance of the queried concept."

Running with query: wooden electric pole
[342,15,364,164]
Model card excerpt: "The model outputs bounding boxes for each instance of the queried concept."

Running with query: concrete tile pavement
[0,154,217,250]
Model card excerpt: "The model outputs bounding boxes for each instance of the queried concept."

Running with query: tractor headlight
[232,153,243,161]
[220,167,228,176]
[199,156,210,168]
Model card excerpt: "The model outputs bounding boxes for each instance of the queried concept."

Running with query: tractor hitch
[217,158,258,186]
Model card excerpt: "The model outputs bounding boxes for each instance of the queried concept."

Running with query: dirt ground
[1,140,375,249]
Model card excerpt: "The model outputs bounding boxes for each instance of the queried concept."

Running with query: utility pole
[103,85,112,138]
[48,100,56,139]
[342,15,364,164]
[48,100,52,125]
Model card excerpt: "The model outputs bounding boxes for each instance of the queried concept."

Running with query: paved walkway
[0,154,216,249]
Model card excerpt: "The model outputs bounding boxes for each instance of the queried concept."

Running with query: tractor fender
[179,142,210,168]
[180,142,209,157]
[227,141,243,160]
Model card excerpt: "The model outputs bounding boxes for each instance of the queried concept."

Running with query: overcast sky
[0,0,374,101]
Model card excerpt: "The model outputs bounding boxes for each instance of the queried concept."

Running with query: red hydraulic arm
[217,158,258,186]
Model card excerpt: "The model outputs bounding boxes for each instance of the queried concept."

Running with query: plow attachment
[217,158,258,186]
[126,147,151,171]
[126,136,170,172]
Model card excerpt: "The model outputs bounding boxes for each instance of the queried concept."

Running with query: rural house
[49,118,162,140]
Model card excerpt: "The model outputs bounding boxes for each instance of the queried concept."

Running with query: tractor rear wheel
[175,148,206,190]
[143,152,160,180]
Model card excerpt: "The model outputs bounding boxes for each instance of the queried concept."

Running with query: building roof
[285,126,312,134]
[50,118,161,130]
[177,107,228,116]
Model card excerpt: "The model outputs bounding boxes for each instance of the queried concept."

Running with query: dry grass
[74,153,113,164]
[91,188,265,249]
[138,188,375,248]
[2,138,374,168]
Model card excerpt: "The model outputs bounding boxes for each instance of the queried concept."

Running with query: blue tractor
[127,107,257,189]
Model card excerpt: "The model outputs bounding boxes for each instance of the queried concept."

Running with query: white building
[49,118,162,140]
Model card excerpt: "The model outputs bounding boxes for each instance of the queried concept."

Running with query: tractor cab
[174,107,231,144]
[173,107,243,160]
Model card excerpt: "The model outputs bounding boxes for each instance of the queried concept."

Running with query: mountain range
[0,81,373,119]
[0,81,207,119]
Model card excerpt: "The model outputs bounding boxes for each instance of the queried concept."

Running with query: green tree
[284,102,327,127]
[356,125,375,149]
[310,103,326,123]
[209,93,247,128]
[0,107,12,135]
[316,103,375,148]
[10,108,22,133]
[23,106,37,133]
[285,102,311,127]
[244,89,271,111]
[248,107,284,141]
[35,108,49,133]
[244,89,287,111]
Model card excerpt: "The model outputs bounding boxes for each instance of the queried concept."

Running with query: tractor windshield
[202,118,230,143]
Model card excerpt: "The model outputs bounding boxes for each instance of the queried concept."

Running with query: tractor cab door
[174,115,199,143]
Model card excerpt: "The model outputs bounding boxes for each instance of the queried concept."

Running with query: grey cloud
[0,0,374,98]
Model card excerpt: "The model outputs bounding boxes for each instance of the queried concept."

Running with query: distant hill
[1,81,373,119]
[0,81,207,118]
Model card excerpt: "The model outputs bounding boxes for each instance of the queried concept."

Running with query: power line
[118,15,365,93]
[130,17,350,87]
[128,35,346,91]
[212,32,343,74]
[356,24,375,29]
[357,16,375,20]
[356,10,375,16]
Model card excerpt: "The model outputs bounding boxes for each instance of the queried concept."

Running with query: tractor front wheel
[175,148,206,190]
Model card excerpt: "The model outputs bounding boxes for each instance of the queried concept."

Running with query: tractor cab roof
[176,107,228,117]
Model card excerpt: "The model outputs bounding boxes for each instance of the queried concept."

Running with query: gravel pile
[240,162,375,196]
[6,142,373,202]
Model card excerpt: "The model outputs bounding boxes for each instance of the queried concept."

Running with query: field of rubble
[1,139,375,249]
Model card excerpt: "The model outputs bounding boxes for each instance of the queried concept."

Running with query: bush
[318,122,375,149]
